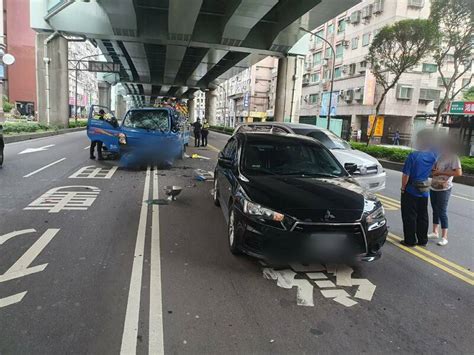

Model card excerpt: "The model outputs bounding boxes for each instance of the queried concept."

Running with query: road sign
[368,115,384,137]
[88,61,121,73]
[25,186,100,213]
[320,92,339,117]
[450,101,474,115]
[18,144,55,155]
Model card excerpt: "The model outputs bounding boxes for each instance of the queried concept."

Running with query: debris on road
[145,199,170,205]
[193,169,214,181]
[190,153,210,160]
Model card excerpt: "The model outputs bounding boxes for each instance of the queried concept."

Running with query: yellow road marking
[376,194,400,204]
[387,234,474,286]
[376,194,401,211]
[207,144,220,153]
[388,233,474,278]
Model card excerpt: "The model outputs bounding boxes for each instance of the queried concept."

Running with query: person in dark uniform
[201,119,210,147]
[191,119,202,147]
[90,109,105,160]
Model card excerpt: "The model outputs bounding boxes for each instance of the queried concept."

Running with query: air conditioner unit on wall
[342,40,350,48]
[408,0,424,8]
[344,89,354,102]
[361,5,372,19]
[354,87,364,101]
[350,11,361,24]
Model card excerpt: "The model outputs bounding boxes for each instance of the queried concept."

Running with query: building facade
[68,41,100,117]
[299,0,472,143]
[4,0,37,116]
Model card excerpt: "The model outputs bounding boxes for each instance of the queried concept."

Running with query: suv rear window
[237,124,289,134]
[293,129,350,150]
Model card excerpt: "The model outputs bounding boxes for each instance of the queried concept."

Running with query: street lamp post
[299,27,335,130]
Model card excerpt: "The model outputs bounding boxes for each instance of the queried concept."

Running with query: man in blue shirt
[400,131,438,246]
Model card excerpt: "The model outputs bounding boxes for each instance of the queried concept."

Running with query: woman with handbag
[428,144,462,246]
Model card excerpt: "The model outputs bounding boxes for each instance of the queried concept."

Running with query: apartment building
[299,0,472,143]
[215,56,278,127]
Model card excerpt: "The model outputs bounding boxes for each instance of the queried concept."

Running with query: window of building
[325,47,332,58]
[362,33,371,46]
[334,67,342,78]
[323,68,332,80]
[351,37,359,50]
[313,51,322,66]
[462,78,471,90]
[309,93,320,105]
[349,63,357,75]
[422,63,438,73]
[336,44,344,58]
[327,24,334,36]
[314,29,324,45]
[396,85,413,100]
[311,72,320,83]
[337,19,346,33]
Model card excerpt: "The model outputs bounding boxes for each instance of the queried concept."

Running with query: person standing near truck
[89,109,105,160]
[191,119,202,147]
[201,119,210,147]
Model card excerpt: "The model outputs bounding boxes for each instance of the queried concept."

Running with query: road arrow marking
[18,144,55,155]
[0,292,27,309]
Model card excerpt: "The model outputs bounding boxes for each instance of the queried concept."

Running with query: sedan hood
[331,149,380,167]
[240,175,366,223]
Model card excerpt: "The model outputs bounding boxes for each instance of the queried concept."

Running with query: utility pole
[299,27,336,130]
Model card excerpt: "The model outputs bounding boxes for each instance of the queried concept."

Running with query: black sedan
[213,132,387,263]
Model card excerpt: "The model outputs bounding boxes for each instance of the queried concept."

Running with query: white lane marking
[263,268,314,307]
[120,167,151,355]
[315,280,336,288]
[335,265,353,287]
[84,146,90,150]
[0,229,36,245]
[352,279,377,301]
[25,186,100,213]
[69,166,118,179]
[452,194,474,202]
[149,169,164,355]
[18,144,55,155]
[0,292,27,309]
[5,229,60,274]
[320,289,358,307]
[23,158,66,178]
[0,265,47,283]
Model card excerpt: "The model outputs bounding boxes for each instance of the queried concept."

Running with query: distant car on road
[213,132,387,263]
[87,106,190,167]
[233,122,386,192]
[0,124,4,167]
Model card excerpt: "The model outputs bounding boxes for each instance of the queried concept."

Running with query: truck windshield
[123,110,170,131]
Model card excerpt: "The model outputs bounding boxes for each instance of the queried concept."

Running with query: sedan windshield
[123,110,170,131]
[294,129,351,150]
[242,141,345,177]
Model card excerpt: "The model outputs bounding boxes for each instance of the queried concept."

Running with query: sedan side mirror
[218,157,234,169]
[344,163,358,174]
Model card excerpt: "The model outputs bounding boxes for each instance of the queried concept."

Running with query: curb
[4,127,86,144]
[379,159,474,187]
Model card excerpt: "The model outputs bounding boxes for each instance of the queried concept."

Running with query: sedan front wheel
[228,208,241,255]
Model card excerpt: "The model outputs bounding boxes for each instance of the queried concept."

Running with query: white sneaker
[437,238,448,246]
[428,232,439,239]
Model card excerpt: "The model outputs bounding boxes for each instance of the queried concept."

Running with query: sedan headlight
[366,206,386,231]
[243,199,285,222]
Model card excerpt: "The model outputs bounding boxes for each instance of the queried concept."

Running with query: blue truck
[87,105,190,167]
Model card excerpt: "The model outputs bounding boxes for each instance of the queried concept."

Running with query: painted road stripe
[149,168,164,355]
[120,167,151,355]
[0,292,27,309]
[452,194,474,202]
[376,194,400,204]
[387,235,474,286]
[23,158,66,178]
[84,146,90,150]
[207,144,220,153]
[388,233,474,278]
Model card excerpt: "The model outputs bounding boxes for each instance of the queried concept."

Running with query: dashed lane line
[452,194,474,202]
[23,158,67,178]
[387,233,474,286]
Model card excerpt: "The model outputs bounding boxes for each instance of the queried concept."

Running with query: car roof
[236,132,325,146]
[236,121,328,133]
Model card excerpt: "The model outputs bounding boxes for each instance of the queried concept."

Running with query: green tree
[463,86,474,101]
[366,19,438,145]
[431,0,473,125]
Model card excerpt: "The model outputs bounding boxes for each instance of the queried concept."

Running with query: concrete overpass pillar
[36,33,69,127]
[187,97,196,122]
[98,81,112,109]
[205,89,217,125]
[115,94,127,120]
[274,56,303,123]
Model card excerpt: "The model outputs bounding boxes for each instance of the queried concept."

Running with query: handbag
[413,180,431,193]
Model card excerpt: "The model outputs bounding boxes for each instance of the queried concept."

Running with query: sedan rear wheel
[228,208,241,255]
[213,177,220,206]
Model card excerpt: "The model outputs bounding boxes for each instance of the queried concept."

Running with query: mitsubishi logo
[324,210,336,221]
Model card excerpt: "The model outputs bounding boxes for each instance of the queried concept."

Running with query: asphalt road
[0,130,473,354]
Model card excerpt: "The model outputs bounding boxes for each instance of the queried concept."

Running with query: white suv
[233,122,386,192]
